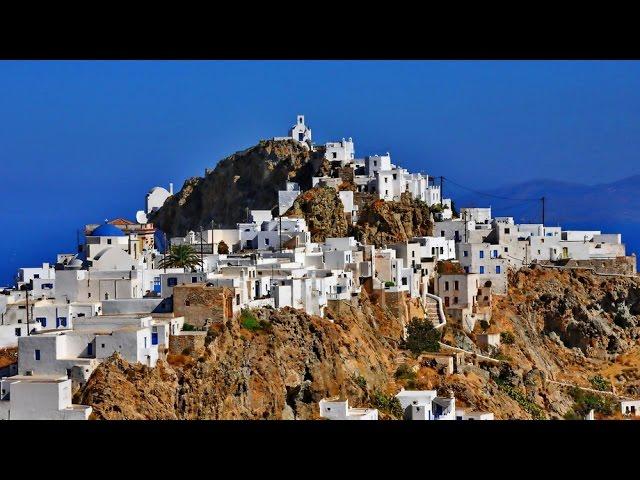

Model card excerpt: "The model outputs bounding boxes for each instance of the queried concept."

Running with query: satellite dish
[136,210,148,224]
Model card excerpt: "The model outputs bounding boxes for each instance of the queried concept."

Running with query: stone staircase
[423,296,442,327]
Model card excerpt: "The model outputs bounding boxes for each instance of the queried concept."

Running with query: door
[151,332,158,345]
[444,297,450,307]
[87,342,93,356]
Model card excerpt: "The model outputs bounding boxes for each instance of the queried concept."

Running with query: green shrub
[479,320,490,332]
[405,317,441,354]
[496,379,546,420]
[394,364,417,382]
[384,281,395,288]
[239,309,272,332]
[182,323,196,332]
[500,331,515,345]
[371,390,404,418]
[240,309,260,330]
[568,386,616,417]
[589,375,611,392]
[353,374,367,390]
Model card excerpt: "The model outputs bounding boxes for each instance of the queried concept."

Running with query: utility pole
[440,176,444,201]
[24,286,30,336]
[199,225,204,271]
[279,215,282,252]
[163,232,168,274]
[464,210,468,243]
[541,196,545,225]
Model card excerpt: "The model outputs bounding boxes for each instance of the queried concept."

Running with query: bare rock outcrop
[285,185,349,242]
[150,140,328,236]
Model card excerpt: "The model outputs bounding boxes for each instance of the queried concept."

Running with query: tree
[405,317,441,354]
[217,240,229,254]
[159,244,202,271]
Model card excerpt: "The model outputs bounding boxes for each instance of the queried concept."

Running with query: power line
[442,176,541,202]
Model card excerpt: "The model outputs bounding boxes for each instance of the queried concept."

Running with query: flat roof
[3,374,67,383]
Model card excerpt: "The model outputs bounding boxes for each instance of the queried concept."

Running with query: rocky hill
[75,266,640,420]
[149,140,330,237]
[149,139,434,244]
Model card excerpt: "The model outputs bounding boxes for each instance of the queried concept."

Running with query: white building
[0,375,91,420]
[395,389,456,420]
[274,115,312,146]
[455,409,494,420]
[278,182,301,216]
[319,398,378,420]
[325,138,355,165]
[621,399,640,417]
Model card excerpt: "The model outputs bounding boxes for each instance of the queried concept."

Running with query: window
[479,266,485,274]
[34,274,40,279]
[265,238,270,246]
[464,267,469,273]
[392,174,397,180]
[332,152,337,159]
[454,297,458,304]
[479,251,484,259]
[373,160,377,167]
[431,247,436,255]
[34,349,40,361]
[454,281,459,290]
[440,231,445,237]
[504,246,509,252]
[496,266,501,274]
[445,281,450,291]
[167,277,178,287]
[504,228,510,234]
[185,300,190,306]
[384,177,388,183]
[144,337,147,348]
[236,294,240,305]
[191,276,198,283]
[439,247,444,254]
[58,317,67,327]
[402,277,407,286]
[107,239,112,244]
[412,251,415,257]
[88,292,91,298]
[36,317,46,328]
[101,344,105,348]
[492,250,498,258]
[463,251,468,257]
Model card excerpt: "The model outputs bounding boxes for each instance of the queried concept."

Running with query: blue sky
[1,60,640,284]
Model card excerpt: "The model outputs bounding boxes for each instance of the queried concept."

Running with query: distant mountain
[452,175,640,227]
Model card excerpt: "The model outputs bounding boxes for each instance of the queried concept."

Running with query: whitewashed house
[0,375,92,420]
[319,398,378,420]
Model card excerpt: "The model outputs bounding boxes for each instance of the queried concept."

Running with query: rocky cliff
[352,192,433,245]
[75,264,640,420]
[149,140,329,236]
[285,185,349,242]
[149,139,434,244]
[76,293,408,420]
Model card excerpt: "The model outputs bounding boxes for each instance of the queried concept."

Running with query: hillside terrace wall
[169,332,206,356]
[536,256,636,276]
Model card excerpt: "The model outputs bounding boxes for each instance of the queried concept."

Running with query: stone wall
[536,256,637,276]
[169,332,206,356]
[173,284,234,328]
